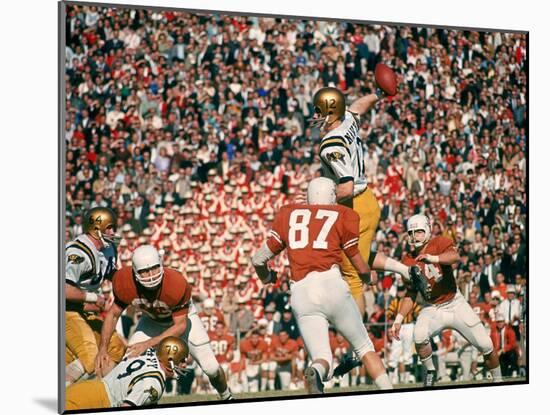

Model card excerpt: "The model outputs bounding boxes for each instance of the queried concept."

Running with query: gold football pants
[340,188,381,299]
[65,312,126,374]
[65,379,111,410]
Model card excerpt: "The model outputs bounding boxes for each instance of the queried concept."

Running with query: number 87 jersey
[266,204,361,282]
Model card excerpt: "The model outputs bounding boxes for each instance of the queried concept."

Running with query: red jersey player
[95,245,233,400]
[252,177,393,394]
[239,330,269,392]
[390,214,502,387]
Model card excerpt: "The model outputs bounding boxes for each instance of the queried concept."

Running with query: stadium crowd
[65,4,527,392]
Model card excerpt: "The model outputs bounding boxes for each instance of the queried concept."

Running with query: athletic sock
[421,354,436,371]
[374,373,393,389]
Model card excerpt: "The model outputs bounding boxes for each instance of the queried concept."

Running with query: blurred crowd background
[65,4,527,393]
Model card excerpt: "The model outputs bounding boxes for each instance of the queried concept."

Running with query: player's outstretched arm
[348,94,379,116]
[416,249,459,266]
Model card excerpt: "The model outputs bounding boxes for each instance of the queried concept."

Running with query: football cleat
[332,355,363,378]
[410,265,432,301]
[304,367,324,395]
[424,370,437,387]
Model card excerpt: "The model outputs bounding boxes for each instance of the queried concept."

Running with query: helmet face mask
[406,214,432,248]
[307,177,337,205]
[308,87,346,130]
[132,245,164,289]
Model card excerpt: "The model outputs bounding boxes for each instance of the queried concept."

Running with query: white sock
[311,362,327,381]
[380,257,410,280]
[260,378,267,391]
[374,373,393,389]
[490,366,503,382]
[268,379,275,390]
[421,354,436,371]
[351,374,358,386]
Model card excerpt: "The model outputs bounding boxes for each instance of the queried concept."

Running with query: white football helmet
[307,177,337,205]
[406,214,432,248]
[203,298,215,310]
[132,245,164,288]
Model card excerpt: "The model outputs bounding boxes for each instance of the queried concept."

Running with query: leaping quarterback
[309,86,422,318]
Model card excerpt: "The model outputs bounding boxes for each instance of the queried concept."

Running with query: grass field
[160,377,526,404]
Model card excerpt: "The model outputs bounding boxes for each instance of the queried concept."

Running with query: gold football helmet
[83,207,119,247]
[309,87,346,129]
[157,337,189,378]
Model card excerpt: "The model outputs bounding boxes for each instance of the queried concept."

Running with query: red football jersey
[402,236,458,305]
[270,337,299,364]
[198,309,226,332]
[330,336,351,355]
[266,204,360,281]
[209,332,235,364]
[240,338,268,364]
[112,266,191,320]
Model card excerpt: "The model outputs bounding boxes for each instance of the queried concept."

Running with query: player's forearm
[251,244,277,284]
[336,181,354,202]
[348,252,372,283]
[66,283,94,303]
[348,94,378,116]
[99,306,122,351]
[397,297,414,320]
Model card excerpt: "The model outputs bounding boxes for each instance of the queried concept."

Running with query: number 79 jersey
[266,204,361,282]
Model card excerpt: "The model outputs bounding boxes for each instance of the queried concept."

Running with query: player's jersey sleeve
[164,269,192,317]
[112,267,134,309]
[319,136,354,183]
[339,208,360,257]
[266,208,288,254]
[430,236,457,255]
[65,244,94,286]
[124,373,165,406]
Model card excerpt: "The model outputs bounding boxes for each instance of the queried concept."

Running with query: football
[374,63,398,96]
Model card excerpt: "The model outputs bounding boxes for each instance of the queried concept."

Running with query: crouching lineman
[95,245,233,400]
[66,337,187,410]
[390,214,502,386]
[252,177,394,394]
[65,207,126,386]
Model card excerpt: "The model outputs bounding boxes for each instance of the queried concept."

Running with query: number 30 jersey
[102,348,166,407]
[319,111,367,197]
[402,236,459,305]
[266,204,360,281]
